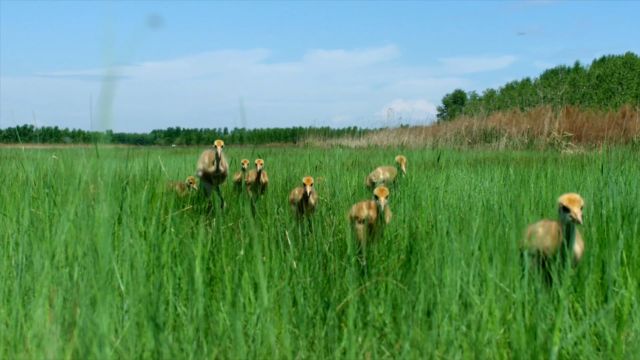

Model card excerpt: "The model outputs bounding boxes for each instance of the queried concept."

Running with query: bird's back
[290,186,317,216]
[233,171,244,184]
[167,181,188,196]
[349,200,378,224]
[366,166,397,187]
[523,219,585,266]
[246,169,257,184]
[218,155,229,177]
[260,170,269,186]
[307,190,318,208]
[197,149,215,174]
[289,187,304,206]
[197,150,228,184]
[246,170,267,194]
[573,230,585,263]
[523,219,562,256]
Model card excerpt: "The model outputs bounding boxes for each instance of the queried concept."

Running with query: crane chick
[349,186,392,245]
[365,155,407,188]
[289,176,318,218]
[233,159,250,193]
[522,193,586,273]
[168,175,198,197]
[196,139,228,209]
[246,158,269,198]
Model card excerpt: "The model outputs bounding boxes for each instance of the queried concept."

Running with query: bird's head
[185,176,198,191]
[213,139,225,158]
[373,186,390,211]
[558,193,584,225]
[240,159,250,171]
[302,176,314,197]
[395,155,407,176]
[255,158,264,171]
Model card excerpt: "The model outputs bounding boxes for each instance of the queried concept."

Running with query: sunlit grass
[1,146,638,358]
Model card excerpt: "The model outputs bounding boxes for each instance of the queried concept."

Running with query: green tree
[437,89,468,121]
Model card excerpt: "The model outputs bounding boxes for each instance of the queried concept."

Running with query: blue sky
[1,1,638,132]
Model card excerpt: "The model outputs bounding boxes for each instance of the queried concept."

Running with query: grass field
[1,145,639,359]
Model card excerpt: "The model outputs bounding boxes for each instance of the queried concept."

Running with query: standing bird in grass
[196,139,228,209]
[289,176,318,218]
[168,176,198,197]
[522,193,586,278]
[233,159,250,193]
[246,158,269,198]
[365,155,407,188]
[349,186,392,246]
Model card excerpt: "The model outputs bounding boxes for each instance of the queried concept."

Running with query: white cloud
[1,46,509,131]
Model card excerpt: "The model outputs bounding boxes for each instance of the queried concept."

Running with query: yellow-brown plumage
[196,139,228,208]
[522,193,585,267]
[233,159,250,192]
[246,158,269,197]
[168,176,198,197]
[349,186,392,245]
[289,176,318,217]
[365,155,408,188]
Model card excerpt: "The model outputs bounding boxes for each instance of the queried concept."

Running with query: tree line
[437,52,640,121]
[0,124,373,145]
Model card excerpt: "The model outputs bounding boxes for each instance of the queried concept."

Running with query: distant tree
[0,122,378,145]
[435,52,640,121]
[437,89,468,121]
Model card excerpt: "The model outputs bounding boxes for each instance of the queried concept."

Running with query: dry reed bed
[305,105,640,149]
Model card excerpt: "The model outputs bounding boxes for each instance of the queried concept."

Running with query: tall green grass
[1,146,638,358]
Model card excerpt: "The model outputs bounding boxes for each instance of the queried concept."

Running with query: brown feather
[348,186,392,244]
[289,176,318,217]
[246,159,268,197]
[522,193,586,268]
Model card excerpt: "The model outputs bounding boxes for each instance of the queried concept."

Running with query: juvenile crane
[246,158,269,198]
[365,155,407,188]
[196,139,228,209]
[349,186,392,245]
[289,176,318,218]
[522,193,586,275]
[233,159,250,193]
[167,176,198,197]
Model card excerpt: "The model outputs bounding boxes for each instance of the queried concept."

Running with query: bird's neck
[376,205,386,223]
[215,153,222,172]
[561,221,576,261]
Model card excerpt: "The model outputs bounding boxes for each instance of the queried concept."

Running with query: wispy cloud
[377,99,437,126]
[35,72,130,82]
[1,46,514,131]
[438,55,517,74]
[302,45,400,67]
[532,60,556,70]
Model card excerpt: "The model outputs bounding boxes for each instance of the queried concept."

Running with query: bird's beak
[216,146,222,158]
[379,199,386,211]
[401,165,406,176]
[304,186,311,196]
[572,211,583,225]
[192,183,199,191]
